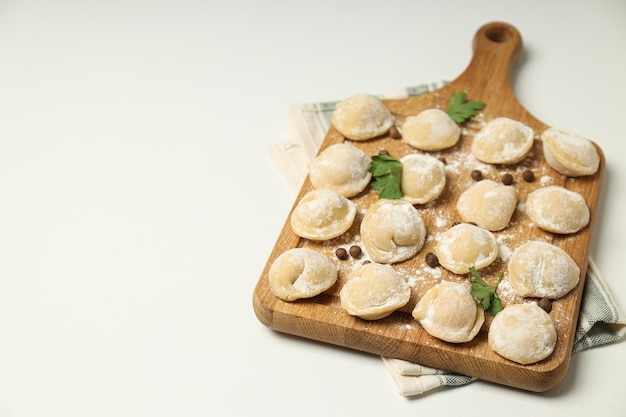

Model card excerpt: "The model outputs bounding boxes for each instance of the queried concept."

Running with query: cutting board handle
[473,21,522,74]
[446,22,545,130]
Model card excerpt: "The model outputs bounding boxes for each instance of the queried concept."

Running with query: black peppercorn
[522,169,535,182]
[425,252,439,268]
[349,245,362,259]
[389,126,402,139]
[335,248,349,260]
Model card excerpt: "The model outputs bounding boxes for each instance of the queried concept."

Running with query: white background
[0,0,624,416]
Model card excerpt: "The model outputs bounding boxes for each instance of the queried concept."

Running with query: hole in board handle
[485,25,514,43]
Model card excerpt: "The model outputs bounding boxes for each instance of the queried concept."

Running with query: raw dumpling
[471,117,534,164]
[508,241,580,299]
[435,223,498,274]
[331,93,394,141]
[402,108,461,151]
[488,303,557,365]
[400,153,447,204]
[542,127,600,177]
[412,281,485,343]
[360,199,426,264]
[456,179,517,231]
[340,263,411,320]
[269,248,338,301]
[525,186,589,234]
[290,189,356,240]
[308,143,372,197]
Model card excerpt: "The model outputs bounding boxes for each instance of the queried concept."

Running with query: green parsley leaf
[446,92,486,124]
[469,267,504,316]
[368,153,403,199]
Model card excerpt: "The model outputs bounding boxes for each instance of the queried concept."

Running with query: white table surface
[0,1,624,416]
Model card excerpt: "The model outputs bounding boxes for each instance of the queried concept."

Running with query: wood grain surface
[253,22,605,392]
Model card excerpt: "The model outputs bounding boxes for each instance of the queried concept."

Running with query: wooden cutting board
[252,22,604,392]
